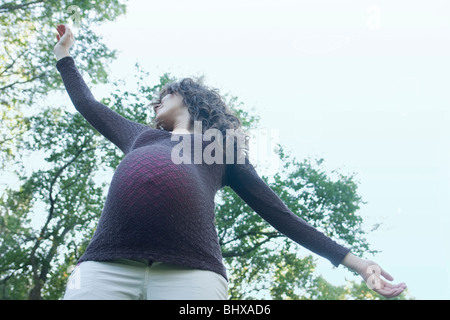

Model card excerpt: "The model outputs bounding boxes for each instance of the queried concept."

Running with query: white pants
[62,259,228,300]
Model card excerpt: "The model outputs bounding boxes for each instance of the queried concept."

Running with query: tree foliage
[0,0,127,170]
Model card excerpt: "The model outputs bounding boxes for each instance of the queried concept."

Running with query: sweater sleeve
[224,157,351,267]
[56,56,149,155]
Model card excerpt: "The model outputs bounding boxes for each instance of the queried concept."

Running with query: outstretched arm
[54,24,150,155]
[225,158,407,299]
[224,157,351,268]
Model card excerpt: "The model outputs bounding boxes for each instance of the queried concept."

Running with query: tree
[1,106,104,300]
[0,0,127,171]
[0,0,126,102]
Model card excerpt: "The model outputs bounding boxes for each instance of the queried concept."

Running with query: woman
[54,24,406,300]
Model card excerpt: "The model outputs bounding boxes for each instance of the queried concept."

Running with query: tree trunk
[28,281,42,300]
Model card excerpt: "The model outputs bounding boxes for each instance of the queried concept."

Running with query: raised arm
[54,24,149,155]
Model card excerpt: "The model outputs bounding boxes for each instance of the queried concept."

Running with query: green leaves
[0,1,125,106]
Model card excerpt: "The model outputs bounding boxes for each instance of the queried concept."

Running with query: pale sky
[61,0,450,299]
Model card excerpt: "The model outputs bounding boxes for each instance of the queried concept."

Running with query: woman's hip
[62,258,228,300]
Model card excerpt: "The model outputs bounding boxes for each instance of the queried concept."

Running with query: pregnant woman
[54,24,406,300]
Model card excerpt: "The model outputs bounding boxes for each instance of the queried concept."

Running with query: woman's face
[152,93,188,131]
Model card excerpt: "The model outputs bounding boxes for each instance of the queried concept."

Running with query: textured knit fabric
[56,55,351,282]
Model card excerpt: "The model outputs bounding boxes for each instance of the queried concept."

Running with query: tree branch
[0,0,45,13]
[29,139,90,298]
[0,55,19,77]
[0,72,47,91]
[39,225,73,283]
[220,230,281,246]
[221,233,284,258]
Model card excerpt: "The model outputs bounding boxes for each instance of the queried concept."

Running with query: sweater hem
[78,249,229,282]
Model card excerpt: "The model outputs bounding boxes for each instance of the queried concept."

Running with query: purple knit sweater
[56,56,351,281]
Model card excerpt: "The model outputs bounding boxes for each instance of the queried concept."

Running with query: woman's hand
[54,24,75,61]
[342,252,407,299]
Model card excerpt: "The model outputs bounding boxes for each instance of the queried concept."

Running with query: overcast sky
[60,0,450,299]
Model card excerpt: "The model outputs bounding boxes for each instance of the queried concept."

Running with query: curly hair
[148,77,250,165]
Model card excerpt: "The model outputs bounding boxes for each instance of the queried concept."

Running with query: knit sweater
[56,55,351,282]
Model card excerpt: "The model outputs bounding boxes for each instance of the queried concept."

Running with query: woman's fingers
[378,288,400,298]
[55,24,74,45]
[374,278,406,298]
[375,282,399,298]
[380,267,394,282]
[56,24,65,36]
[384,286,405,298]
[56,24,65,43]
[380,281,396,290]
